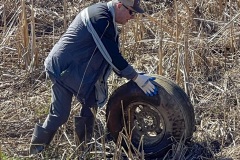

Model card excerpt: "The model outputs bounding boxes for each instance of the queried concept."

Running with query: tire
[106,74,195,158]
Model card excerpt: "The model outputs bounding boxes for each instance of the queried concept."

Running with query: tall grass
[0,0,239,159]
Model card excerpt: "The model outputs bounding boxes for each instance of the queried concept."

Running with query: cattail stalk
[21,0,29,48]
[31,0,37,68]
[229,0,234,53]
[3,3,6,32]
[134,15,139,50]
[53,21,55,45]
[183,28,190,95]
[139,14,145,41]
[219,0,223,18]
[21,0,30,68]
[121,25,126,56]
[175,0,180,84]
[135,14,143,52]
[158,16,163,75]
[63,0,67,31]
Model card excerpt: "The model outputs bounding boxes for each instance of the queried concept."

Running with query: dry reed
[0,0,240,159]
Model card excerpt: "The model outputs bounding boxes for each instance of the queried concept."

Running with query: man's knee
[43,113,69,131]
[80,105,98,117]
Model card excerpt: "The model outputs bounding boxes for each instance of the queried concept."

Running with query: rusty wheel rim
[126,102,165,147]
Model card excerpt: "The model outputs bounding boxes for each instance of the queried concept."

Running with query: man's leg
[74,89,98,148]
[30,77,73,155]
[42,80,73,131]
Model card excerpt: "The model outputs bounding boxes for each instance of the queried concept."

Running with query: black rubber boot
[29,123,56,155]
[74,116,95,147]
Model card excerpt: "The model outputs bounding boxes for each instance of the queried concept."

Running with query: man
[29,0,158,154]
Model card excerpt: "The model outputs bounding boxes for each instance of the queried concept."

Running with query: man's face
[115,2,136,25]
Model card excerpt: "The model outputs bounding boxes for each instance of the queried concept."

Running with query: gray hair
[112,0,120,5]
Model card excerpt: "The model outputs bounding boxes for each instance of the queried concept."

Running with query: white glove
[133,74,158,96]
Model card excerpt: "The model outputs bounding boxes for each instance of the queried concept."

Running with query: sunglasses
[122,4,136,16]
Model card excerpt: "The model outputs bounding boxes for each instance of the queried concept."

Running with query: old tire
[106,74,195,158]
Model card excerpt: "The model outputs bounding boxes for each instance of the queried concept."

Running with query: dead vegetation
[0,0,240,159]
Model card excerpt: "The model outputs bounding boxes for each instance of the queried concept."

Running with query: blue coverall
[42,2,138,132]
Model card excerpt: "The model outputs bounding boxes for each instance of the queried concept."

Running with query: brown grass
[0,0,240,159]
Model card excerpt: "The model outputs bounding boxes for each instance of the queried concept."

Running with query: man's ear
[116,2,122,9]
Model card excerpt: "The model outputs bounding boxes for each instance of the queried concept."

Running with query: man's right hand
[133,74,158,96]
